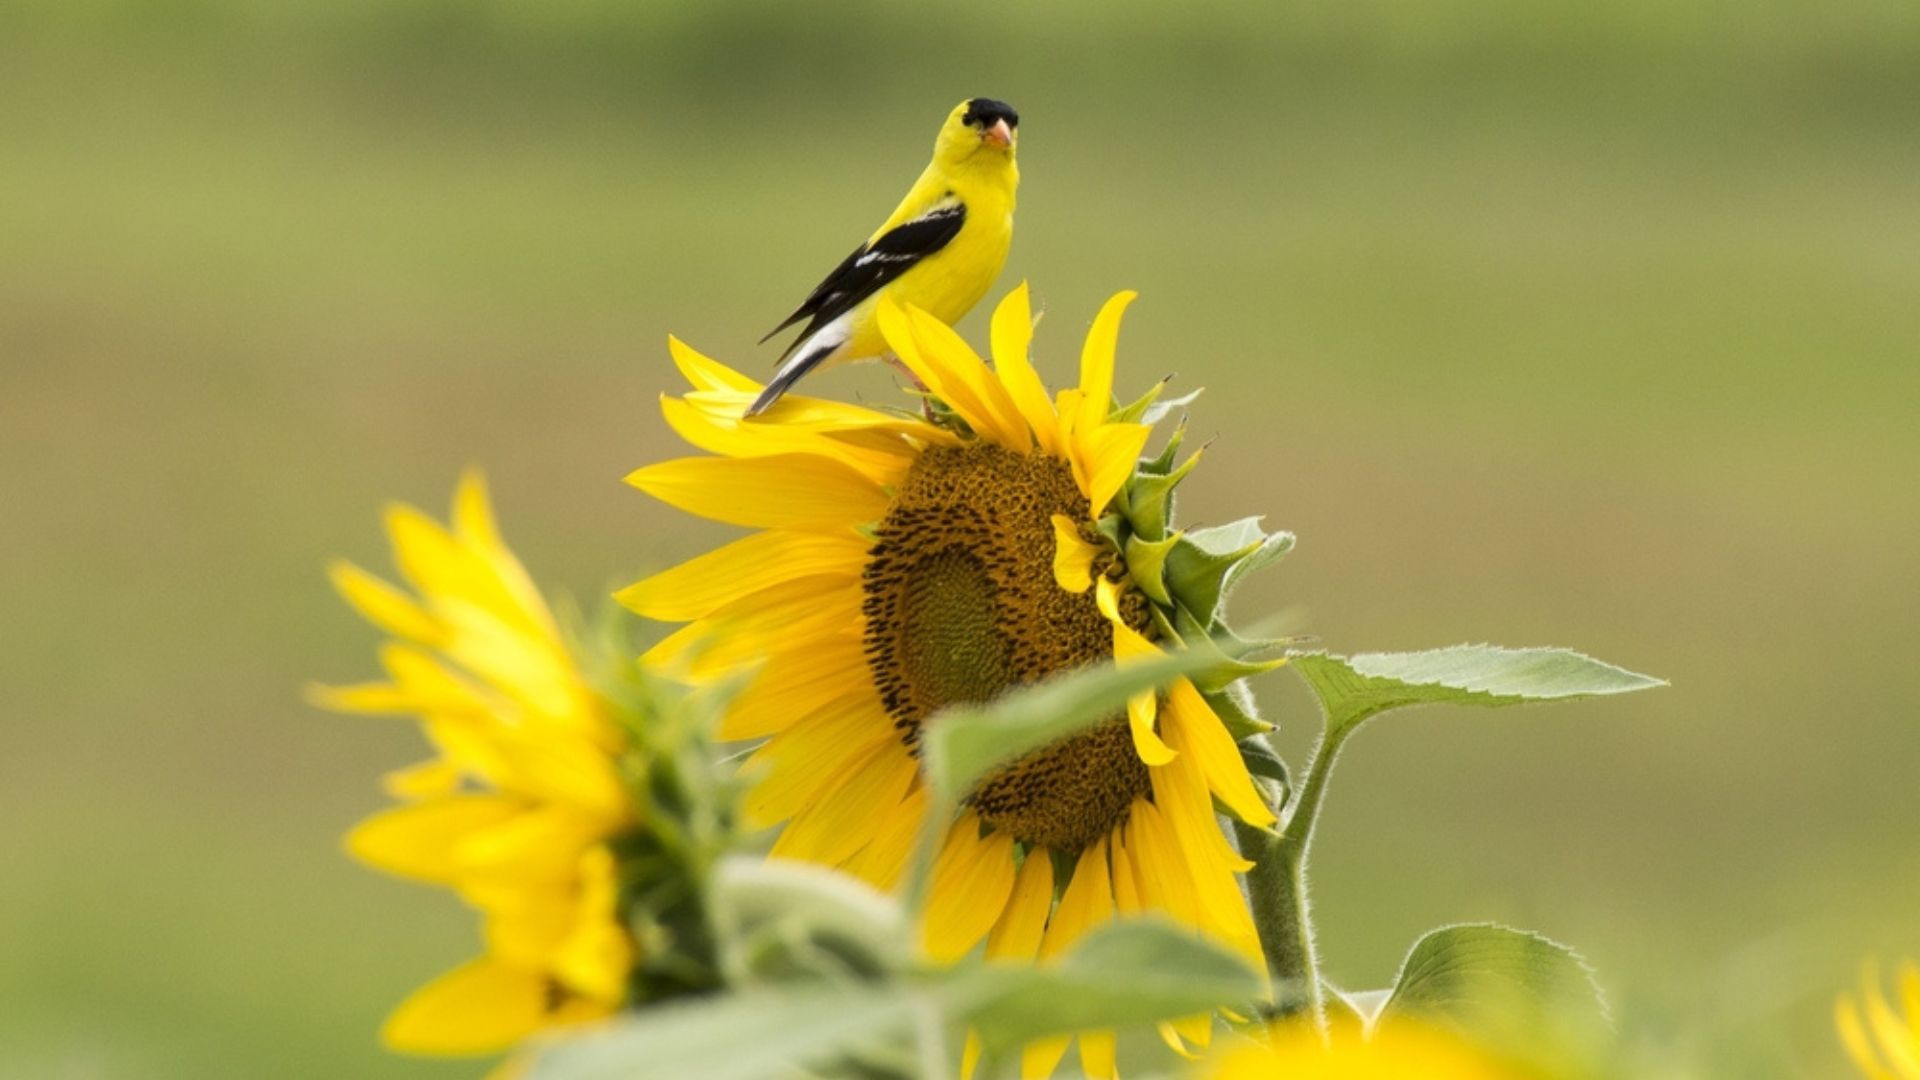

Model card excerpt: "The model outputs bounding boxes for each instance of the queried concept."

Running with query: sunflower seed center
[861,442,1152,850]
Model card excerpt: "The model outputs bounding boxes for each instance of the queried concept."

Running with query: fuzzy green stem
[1239,724,1354,1029]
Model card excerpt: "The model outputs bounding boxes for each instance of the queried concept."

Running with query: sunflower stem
[1239,724,1353,1031]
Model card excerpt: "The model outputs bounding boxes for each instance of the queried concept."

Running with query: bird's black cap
[962,98,1019,129]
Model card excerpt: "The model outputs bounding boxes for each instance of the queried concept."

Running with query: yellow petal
[1077,1031,1118,1080]
[305,680,413,715]
[1049,514,1099,594]
[1098,579,1176,767]
[1075,291,1137,435]
[1108,830,1143,915]
[962,1031,983,1080]
[382,757,465,800]
[1039,838,1113,961]
[1863,968,1920,1078]
[1123,798,1204,929]
[1901,963,1920,1032]
[382,503,480,606]
[986,850,1055,962]
[482,727,629,821]
[617,529,869,622]
[1127,686,1175,767]
[550,847,634,1006]
[841,784,930,891]
[1076,420,1152,516]
[989,283,1060,455]
[432,597,582,723]
[669,334,760,393]
[382,958,552,1055]
[661,394,915,484]
[481,878,576,966]
[685,387,952,443]
[1166,678,1276,828]
[380,641,492,714]
[922,815,1018,963]
[1161,1013,1214,1057]
[625,454,890,531]
[642,576,863,679]
[449,472,549,634]
[877,297,1019,450]
[1148,753,1259,946]
[720,641,872,741]
[906,305,1031,452]
[328,560,441,645]
[740,699,896,828]
[346,795,523,883]
[769,741,916,867]
[1021,1036,1071,1080]
[449,802,608,887]
[1054,387,1085,452]
[1840,997,1899,1080]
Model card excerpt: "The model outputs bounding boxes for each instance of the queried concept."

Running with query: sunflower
[314,472,636,1056]
[624,285,1285,1078]
[1838,960,1920,1080]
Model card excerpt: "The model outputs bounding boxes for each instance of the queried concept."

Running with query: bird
[745,97,1020,417]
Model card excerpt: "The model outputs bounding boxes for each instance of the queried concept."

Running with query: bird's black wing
[760,198,967,358]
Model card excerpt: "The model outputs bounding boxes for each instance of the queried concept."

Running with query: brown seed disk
[861,442,1153,850]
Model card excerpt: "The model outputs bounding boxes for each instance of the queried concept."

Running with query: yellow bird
[746,98,1020,417]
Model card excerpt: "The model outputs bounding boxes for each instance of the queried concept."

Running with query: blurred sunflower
[625,285,1288,1077]
[313,472,636,1056]
[1191,1021,1536,1080]
[1837,960,1920,1080]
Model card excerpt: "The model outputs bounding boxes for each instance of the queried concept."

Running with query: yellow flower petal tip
[1838,958,1920,1080]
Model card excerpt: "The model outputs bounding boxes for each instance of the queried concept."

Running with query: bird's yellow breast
[840,164,1016,361]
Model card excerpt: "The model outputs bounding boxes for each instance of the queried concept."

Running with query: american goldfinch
[746,97,1020,417]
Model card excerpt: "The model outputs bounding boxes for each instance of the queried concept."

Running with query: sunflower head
[626,283,1294,1069]
[317,472,744,1058]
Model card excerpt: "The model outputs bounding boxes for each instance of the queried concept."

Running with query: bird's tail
[745,336,842,418]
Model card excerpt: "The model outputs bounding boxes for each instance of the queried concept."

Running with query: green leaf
[526,988,919,1080]
[710,856,910,982]
[961,918,1263,1057]
[1289,645,1663,736]
[921,648,1224,804]
[1163,518,1293,623]
[1379,923,1607,1045]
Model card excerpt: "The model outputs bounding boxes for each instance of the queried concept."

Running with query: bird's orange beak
[985,119,1014,148]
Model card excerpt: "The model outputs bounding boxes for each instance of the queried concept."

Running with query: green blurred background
[4,1,1915,1076]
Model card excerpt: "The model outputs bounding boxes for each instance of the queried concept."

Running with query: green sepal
[1124,531,1182,606]
[1164,517,1295,625]
[1171,604,1287,693]
[1094,512,1129,552]
[1110,376,1174,425]
[1237,733,1291,799]
[1139,388,1203,428]
[1126,445,1205,542]
[1140,418,1188,476]
[1206,678,1274,739]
